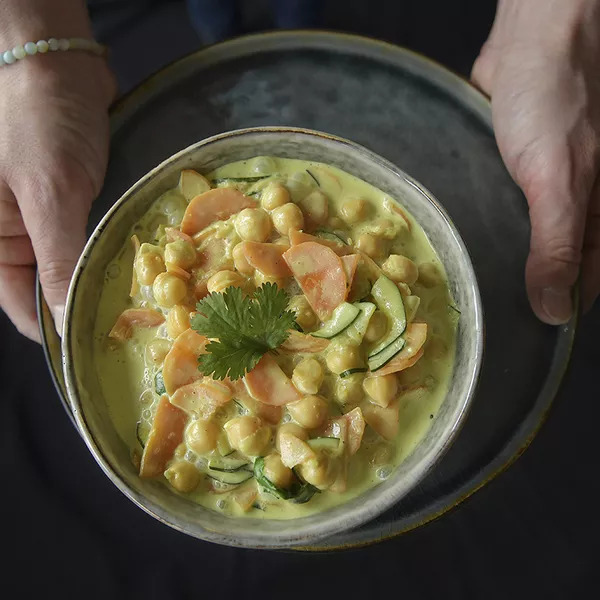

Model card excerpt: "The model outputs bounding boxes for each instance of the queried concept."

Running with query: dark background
[2,1,599,598]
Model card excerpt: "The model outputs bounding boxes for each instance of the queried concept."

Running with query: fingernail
[51,304,65,338]
[540,287,572,324]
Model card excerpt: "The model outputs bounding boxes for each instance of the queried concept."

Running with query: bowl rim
[62,125,484,548]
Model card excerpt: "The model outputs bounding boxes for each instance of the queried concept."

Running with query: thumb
[519,146,588,324]
[15,170,93,335]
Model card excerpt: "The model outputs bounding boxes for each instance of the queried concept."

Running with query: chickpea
[382,254,419,285]
[369,217,398,240]
[326,344,362,375]
[404,295,421,323]
[364,311,388,343]
[145,338,171,364]
[356,232,386,259]
[271,203,304,236]
[418,262,443,288]
[235,208,272,242]
[292,357,324,395]
[262,453,294,488]
[207,270,247,294]
[225,416,270,456]
[153,272,188,308]
[261,182,290,210]
[288,395,328,429]
[276,423,308,452]
[288,295,318,331]
[167,304,191,339]
[135,246,165,286]
[299,190,329,227]
[186,419,220,454]
[165,461,201,493]
[164,239,196,270]
[297,455,337,490]
[334,374,365,406]
[340,196,368,224]
[232,243,254,275]
[254,269,285,290]
[397,282,412,297]
[363,374,398,407]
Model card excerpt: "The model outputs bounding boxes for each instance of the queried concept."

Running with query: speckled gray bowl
[62,126,483,548]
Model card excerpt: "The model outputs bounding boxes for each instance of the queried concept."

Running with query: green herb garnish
[191,283,297,380]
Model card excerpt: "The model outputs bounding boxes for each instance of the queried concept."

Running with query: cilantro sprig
[191,283,297,380]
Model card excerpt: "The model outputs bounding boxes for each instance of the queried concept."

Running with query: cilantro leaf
[192,283,297,380]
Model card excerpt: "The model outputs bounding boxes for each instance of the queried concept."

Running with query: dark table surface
[3,1,598,598]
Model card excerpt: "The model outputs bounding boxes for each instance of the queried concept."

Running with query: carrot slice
[165,227,194,245]
[243,354,302,406]
[341,254,360,289]
[361,400,400,440]
[108,308,165,341]
[170,378,232,418]
[278,432,316,468]
[229,379,283,424]
[344,407,366,455]
[180,188,256,235]
[178,169,211,201]
[280,330,330,353]
[238,241,292,278]
[162,328,208,395]
[283,242,347,320]
[130,235,141,297]
[231,480,259,512]
[196,236,232,272]
[370,323,427,377]
[139,395,187,478]
[288,229,352,256]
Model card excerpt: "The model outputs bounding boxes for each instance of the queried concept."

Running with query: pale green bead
[12,45,26,60]
[58,38,70,51]
[2,51,16,65]
[36,40,49,53]
[48,38,59,51]
[24,42,38,55]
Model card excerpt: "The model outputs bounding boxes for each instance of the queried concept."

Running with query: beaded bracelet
[0,37,106,67]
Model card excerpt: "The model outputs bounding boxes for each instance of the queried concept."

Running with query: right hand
[0,51,116,341]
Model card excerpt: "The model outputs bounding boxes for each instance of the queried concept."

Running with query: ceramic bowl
[62,126,483,548]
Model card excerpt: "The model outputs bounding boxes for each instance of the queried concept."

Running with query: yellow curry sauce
[93,156,457,519]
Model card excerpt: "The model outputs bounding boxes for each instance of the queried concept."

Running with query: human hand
[472,0,600,324]
[0,51,115,341]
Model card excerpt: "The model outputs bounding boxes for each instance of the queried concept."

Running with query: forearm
[0,0,93,46]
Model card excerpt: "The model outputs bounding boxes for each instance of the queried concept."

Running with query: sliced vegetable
[370,323,427,376]
[342,302,376,344]
[344,407,366,456]
[307,437,342,455]
[108,308,165,341]
[339,368,368,378]
[243,354,302,406]
[228,379,283,424]
[289,229,352,256]
[178,169,211,200]
[311,302,360,339]
[169,378,232,418]
[340,254,360,289]
[231,480,259,511]
[136,420,149,448]
[278,432,316,468]
[162,328,208,395]
[206,469,254,485]
[254,457,290,499]
[280,330,330,353]
[211,175,271,184]
[208,457,250,472]
[368,275,407,357]
[361,400,400,440]
[139,395,187,478]
[283,242,348,320]
[289,482,320,504]
[314,230,347,245]
[368,335,406,372]
[217,432,233,456]
[180,188,256,235]
[238,241,292,278]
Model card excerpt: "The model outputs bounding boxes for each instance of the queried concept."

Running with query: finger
[470,3,502,94]
[521,144,589,324]
[0,235,35,265]
[581,176,600,312]
[13,167,93,335]
[0,182,27,237]
[0,263,41,342]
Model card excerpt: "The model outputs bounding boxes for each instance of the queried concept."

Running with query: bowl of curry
[62,127,483,548]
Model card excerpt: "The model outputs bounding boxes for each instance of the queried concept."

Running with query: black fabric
[3,2,599,598]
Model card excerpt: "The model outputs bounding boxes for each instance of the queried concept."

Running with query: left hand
[472,0,600,324]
